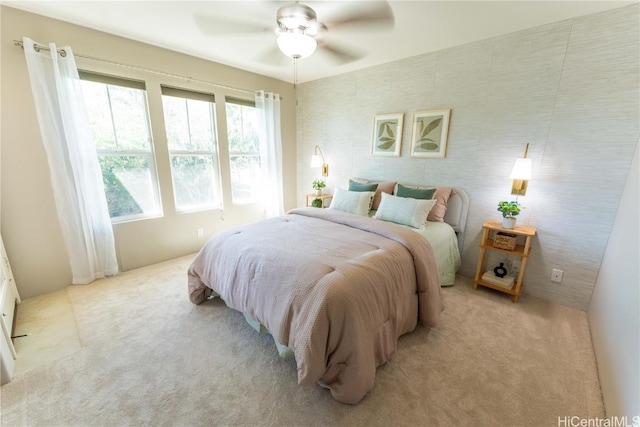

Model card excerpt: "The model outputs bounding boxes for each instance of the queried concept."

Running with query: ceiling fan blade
[256,45,290,67]
[193,13,273,36]
[322,1,395,32]
[318,41,364,65]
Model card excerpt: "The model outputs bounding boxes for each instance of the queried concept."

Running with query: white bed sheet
[403,221,461,287]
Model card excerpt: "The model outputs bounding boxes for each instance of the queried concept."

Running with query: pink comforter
[188,207,443,404]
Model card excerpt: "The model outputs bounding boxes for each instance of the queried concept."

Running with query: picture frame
[371,113,403,157]
[409,109,451,158]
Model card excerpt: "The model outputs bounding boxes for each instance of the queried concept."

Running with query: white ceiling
[4,1,633,83]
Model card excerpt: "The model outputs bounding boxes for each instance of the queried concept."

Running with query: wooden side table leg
[473,227,490,290]
[511,241,530,303]
[473,246,486,290]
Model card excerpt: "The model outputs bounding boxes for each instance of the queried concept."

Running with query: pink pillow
[428,187,454,222]
[373,181,396,210]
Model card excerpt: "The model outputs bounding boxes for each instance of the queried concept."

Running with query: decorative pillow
[428,187,455,222]
[348,179,378,192]
[395,183,436,200]
[329,188,375,216]
[374,192,437,229]
[350,178,397,211]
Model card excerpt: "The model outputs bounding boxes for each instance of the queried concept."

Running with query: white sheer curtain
[23,37,118,284]
[255,90,284,217]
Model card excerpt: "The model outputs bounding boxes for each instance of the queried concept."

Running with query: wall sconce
[310,145,329,177]
[510,142,532,196]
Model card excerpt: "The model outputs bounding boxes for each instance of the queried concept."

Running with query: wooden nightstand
[473,220,536,302]
[306,193,332,208]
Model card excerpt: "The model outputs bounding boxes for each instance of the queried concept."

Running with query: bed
[188,185,468,404]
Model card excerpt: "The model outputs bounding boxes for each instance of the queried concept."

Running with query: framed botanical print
[371,113,403,157]
[410,109,451,158]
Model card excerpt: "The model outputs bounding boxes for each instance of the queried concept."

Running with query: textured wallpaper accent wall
[296,4,639,310]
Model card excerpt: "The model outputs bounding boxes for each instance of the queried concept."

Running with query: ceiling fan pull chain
[293,57,299,105]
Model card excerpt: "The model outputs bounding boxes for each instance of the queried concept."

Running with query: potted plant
[312,178,326,195]
[311,198,323,208]
[497,200,522,229]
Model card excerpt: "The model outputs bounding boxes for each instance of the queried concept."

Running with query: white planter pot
[315,189,323,195]
[502,217,517,229]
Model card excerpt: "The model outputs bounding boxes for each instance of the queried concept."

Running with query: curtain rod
[13,39,274,98]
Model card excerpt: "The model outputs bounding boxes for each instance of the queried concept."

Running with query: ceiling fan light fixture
[277,3,317,31]
[277,31,317,59]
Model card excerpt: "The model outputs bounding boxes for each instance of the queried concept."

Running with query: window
[161,87,222,212]
[226,98,261,204]
[80,72,162,222]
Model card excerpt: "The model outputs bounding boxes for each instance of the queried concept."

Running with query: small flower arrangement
[312,179,326,190]
[497,200,522,219]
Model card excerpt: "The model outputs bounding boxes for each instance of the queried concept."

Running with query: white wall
[588,141,639,418]
[296,4,639,310]
[0,7,297,298]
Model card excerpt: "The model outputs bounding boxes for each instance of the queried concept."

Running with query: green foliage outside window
[98,156,145,218]
[226,102,261,203]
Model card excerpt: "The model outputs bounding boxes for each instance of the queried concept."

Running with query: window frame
[79,71,163,223]
[161,86,223,213]
[225,97,261,205]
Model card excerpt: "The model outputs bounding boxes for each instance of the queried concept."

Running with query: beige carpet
[1,254,604,426]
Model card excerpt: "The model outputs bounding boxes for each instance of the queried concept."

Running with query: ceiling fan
[194,1,395,65]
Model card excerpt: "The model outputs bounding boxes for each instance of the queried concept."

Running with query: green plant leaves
[378,139,395,150]
[377,120,397,151]
[378,122,389,137]
[414,116,442,152]
[497,200,522,218]
[418,142,439,150]
[420,117,441,140]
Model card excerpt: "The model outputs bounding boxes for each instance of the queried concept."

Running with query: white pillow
[374,192,437,228]
[329,188,375,216]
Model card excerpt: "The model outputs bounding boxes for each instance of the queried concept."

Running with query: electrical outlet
[551,269,563,283]
[197,227,204,238]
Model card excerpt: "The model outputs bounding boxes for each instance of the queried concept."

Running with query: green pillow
[348,180,378,192]
[396,183,436,200]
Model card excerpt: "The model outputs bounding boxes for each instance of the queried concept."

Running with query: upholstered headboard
[350,178,469,250]
[443,187,469,250]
